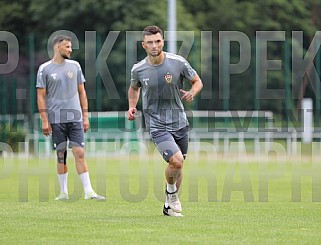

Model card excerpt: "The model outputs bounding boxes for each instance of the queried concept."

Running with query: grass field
[1,151,321,244]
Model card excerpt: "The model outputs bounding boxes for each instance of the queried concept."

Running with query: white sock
[79,172,94,194]
[58,173,68,194]
[166,182,177,193]
[165,194,169,208]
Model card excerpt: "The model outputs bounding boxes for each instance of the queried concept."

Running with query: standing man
[127,26,203,216]
[36,35,105,201]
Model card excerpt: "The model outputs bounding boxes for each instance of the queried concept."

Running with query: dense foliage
[0,0,320,118]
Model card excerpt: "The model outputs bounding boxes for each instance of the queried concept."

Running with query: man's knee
[169,152,184,169]
[72,147,85,160]
[57,150,67,164]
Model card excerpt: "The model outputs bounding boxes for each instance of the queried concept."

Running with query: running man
[127,26,203,216]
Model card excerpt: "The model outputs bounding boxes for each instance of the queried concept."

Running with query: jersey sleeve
[181,58,197,81]
[130,66,141,88]
[76,62,86,84]
[36,64,46,88]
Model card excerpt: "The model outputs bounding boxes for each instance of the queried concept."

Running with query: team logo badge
[164,73,173,84]
[67,71,74,79]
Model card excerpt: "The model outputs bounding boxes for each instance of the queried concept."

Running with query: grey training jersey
[130,52,197,132]
[36,60,85,124]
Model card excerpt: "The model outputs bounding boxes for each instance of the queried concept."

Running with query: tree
[1,0,320,117]
[183,0,317,118]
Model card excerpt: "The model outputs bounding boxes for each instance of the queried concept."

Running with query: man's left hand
[180,89,194,102]
[83,118,90,132]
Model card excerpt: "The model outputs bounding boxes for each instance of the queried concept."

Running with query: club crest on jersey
[164,73,173,84]
[67,71,74,79]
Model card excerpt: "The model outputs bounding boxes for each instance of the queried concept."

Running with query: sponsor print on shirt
[143,78,149,86]
[51,73,58,80]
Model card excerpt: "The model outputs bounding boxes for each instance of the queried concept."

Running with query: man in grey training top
[127,26,203,216]
[36,35,105,201]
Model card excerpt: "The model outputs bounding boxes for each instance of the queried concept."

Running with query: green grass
[1,153,321,244]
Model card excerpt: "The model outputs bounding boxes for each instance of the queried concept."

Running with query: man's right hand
[127,108,137,120]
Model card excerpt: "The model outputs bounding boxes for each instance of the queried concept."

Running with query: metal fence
[1,110,318,157]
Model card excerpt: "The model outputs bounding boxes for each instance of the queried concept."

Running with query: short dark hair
[52,35,71,46]
[142,26,163,39]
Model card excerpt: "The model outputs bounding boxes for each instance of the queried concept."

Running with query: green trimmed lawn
[1,153,321,244]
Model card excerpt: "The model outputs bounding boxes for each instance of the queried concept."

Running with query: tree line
[0,0,320,119]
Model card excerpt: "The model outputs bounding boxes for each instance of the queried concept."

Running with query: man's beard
[61,53,70,59]
[150,50,161,57]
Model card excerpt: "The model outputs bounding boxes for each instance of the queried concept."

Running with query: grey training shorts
[150,126,189,162]
[51,122,85,151]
